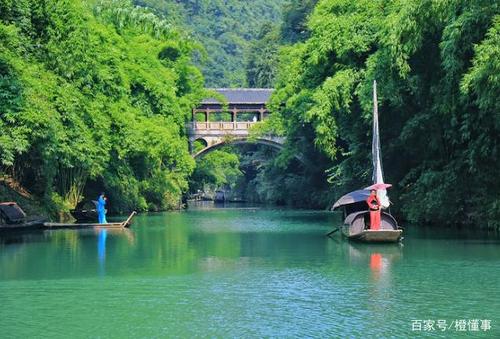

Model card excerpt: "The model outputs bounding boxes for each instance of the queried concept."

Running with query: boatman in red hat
[366,189,381,230]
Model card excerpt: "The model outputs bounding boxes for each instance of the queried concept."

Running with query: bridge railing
[192,122,258,131]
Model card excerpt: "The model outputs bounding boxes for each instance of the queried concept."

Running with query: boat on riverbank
[331,81,402,243]
[43,211,137,230]
[0,202,47,232]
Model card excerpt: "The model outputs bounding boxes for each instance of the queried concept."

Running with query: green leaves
[307,69,359,158]
[0,0,204,212]
[264,0,500,226]
[94,0,174,39]
[461,15,500,114]
[190,150,242,193]
[134,0,286,87]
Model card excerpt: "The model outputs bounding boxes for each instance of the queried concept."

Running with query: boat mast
[372,80,390,208]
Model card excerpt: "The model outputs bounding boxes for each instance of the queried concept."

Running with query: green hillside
[134,0,286,87]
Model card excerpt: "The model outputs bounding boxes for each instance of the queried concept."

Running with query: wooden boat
[43,211,137,230]
[0,202,47,232]
[331,81,403,243]
[0,218,46,232]
[70,200,98,222]
[340,210,402,242]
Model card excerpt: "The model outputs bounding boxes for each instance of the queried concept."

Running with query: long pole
[372,80,390,208]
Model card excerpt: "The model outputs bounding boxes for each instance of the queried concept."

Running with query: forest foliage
[134,0,286,87]
[0,0,205,214]
[254,0,500,227]
[189,149,242,197]
[1,0,498,229]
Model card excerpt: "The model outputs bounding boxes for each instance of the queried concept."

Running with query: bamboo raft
[43,211,137,230]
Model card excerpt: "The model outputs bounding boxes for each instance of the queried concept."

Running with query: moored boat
[0,202,47,232]
[340,210,402,242]
[70,200,98,222]
[331,81,402,243]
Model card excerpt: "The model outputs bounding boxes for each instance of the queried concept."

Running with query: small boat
[331,81,402,243]
[214,190,225,203]
[43,211,137,230]
[0,202,47,232]
[70,200,98,222]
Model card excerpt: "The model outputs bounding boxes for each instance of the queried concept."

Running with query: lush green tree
[246,23,281,88]
[258,0,500,227]
[0,0,205,215]
[281,0,318,43]
[189,149,242,195]
[134,0,286,87]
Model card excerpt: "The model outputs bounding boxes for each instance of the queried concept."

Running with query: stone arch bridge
[187,88,284,158]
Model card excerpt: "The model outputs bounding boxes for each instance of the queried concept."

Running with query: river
[1,204,499,337]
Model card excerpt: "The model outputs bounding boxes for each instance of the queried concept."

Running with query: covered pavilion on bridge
[192,88,273,125]
[188,88,284,157]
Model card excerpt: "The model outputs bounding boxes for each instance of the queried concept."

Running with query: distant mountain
[134,0,286,87]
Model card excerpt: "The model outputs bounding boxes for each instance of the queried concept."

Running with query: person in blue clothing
[97,192,108,224]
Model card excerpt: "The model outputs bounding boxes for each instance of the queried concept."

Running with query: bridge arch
[192,138,208,150]
[193,137,285,159]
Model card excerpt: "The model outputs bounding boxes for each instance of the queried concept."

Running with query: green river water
[1,204,499,338]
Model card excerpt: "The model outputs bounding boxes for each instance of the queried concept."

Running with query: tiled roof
[202,88,274,104]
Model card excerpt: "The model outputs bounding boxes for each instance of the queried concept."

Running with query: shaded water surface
[1,204,499,337]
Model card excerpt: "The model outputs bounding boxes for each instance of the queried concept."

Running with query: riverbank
[0,178,181,223]
[0,181,48,220]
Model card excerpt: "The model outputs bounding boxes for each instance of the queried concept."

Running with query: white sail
[372,80,390,208]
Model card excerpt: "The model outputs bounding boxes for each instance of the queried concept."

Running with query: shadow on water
[403,223,500,243]
[0,230,48,245]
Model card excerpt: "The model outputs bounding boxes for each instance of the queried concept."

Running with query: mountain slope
[134,0,286,87]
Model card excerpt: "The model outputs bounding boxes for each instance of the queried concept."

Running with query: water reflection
[347,243,402,281]
[0,230,47,246]
[370,253,383,278]
[1,209,500,338]
[97,229,107,275]
[97,229,107,261]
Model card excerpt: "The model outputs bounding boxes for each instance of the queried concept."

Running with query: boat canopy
[0,202,26,223]
[331,190,370,210]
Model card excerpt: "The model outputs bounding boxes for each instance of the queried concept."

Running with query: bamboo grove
[253,0,500,228]
[0,0,205,214]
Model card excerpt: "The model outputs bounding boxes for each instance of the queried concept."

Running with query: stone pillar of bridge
[205,108,210,123]
[259,108,264,121]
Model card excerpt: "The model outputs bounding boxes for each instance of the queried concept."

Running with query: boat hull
[343,228,403,242]
[43,222,127,229]
[43,212,137,230]
[0,219,45,232]
[341,210,402,243]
